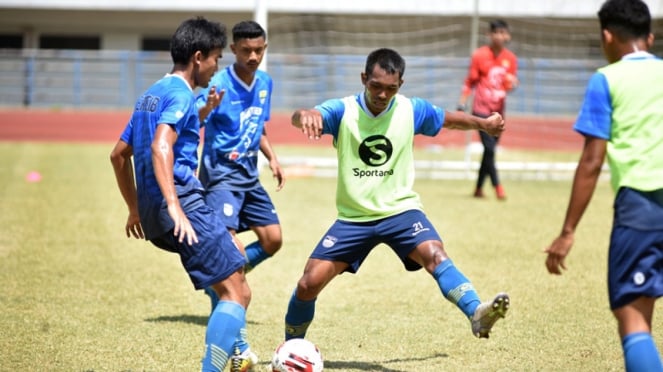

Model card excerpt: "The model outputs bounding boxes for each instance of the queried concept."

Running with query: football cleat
[230,349,258,372]
[471,292,510,338]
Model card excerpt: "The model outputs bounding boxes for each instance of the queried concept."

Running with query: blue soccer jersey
[120,74,204,239]
[197,65,273,190]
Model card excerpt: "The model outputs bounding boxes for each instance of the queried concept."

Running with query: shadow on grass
[145,314,259,327]
[301,352,449,371]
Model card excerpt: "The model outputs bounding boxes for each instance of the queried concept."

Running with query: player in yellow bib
[284,48,511,342]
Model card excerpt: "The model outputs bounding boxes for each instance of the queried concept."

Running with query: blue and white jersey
[196,65,273,190]
[120,74,204,239]
[316,93,445,140]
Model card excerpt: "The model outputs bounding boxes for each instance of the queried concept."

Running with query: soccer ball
[271,338,324,372]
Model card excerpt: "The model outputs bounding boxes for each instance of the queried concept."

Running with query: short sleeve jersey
[574,52,663,193]
[196,65,273,190]
[462,45,518,116]
[317,93,444,221]
[120,74,204,239]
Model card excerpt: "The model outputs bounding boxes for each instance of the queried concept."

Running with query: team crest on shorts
[223,203,234,217]
[322,235,337,248]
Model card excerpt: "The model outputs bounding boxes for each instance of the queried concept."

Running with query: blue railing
[0,49,603,115]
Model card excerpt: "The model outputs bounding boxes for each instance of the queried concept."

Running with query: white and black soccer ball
[271,338,324,372]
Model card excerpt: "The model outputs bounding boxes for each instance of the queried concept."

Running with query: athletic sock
[284,289,316,340]
[233,327,250,355]
[622,332,663,372]
[202,301,245,372]
[245,241,271,270]
[432,259,481,318]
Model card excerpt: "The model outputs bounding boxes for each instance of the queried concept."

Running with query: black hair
[598,0,651,40]
[232,20,266,43]
[490,19,509,32]
[365,48,406,79]
[170,16,227,65]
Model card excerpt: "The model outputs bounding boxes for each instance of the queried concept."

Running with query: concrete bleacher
[0,50,602,117]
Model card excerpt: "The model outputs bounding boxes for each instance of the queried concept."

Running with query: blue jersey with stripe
[120,74,204,239]
[196,65,273,190]
[317,93,445,139]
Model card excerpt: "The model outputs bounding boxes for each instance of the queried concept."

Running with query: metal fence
[0,49,603,115]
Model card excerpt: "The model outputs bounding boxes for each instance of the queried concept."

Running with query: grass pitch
[0,142,659,371]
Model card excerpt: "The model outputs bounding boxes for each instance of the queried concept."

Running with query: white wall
[1,0,662,17]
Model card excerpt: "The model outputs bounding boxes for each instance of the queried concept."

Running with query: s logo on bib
[358,135,393,167]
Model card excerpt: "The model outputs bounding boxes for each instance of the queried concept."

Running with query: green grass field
[1,142,659,371]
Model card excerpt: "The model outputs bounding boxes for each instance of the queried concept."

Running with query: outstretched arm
[292,108,323,140]
[110,140,144,239]
[443,110,505,137]
[544,136,606,275]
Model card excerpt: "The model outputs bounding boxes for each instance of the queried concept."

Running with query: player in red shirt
[457,19,518,200]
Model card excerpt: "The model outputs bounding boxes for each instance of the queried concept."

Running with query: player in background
[544,1,663,371]
[284,48,510,343]
[109,17,251,372]
[457,19,518,201]
[196,20,283,370]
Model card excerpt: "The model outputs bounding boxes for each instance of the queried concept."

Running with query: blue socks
[432,259,481,318]
[622,332,663,372]
[245,241,271,271]
[202,301,246,372]
[285,289,316,340]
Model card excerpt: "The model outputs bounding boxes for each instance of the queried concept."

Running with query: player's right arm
[544,136,606,275]
[544,71,610,275]
[110,139,144,239]
[292,108,323,140]
[151,123,198,245]
[292,98,345,140]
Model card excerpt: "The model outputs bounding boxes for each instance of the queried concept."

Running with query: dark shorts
[608,187,663,309]
[150,203,246,290]
[205,185,279,233]
[608,226,663,309]
[310,209,442,273]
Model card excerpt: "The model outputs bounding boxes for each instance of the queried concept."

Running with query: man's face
[489,27,511,48]
[196,48,222,88]
[361,65,402,115]
[231,37,267,74]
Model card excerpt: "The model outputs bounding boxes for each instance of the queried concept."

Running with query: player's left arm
[442,110,505,137]
[196,86,225,124]
[259,127,285,191]
[545,136,606,275]
[504,52,519,92]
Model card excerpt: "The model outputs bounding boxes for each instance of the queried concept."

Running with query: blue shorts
[310,209,442,273]
[149,203,246,290]
[205,185,279,233]
[608,226,663,309]
[608,188,663,309]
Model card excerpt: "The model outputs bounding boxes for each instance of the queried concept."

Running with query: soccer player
[196,20,282,370]
[109,17,251,372]
[457,19,518,200]
[198,19,283,276]
[544,1,663,371]
[284,48,510,342]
